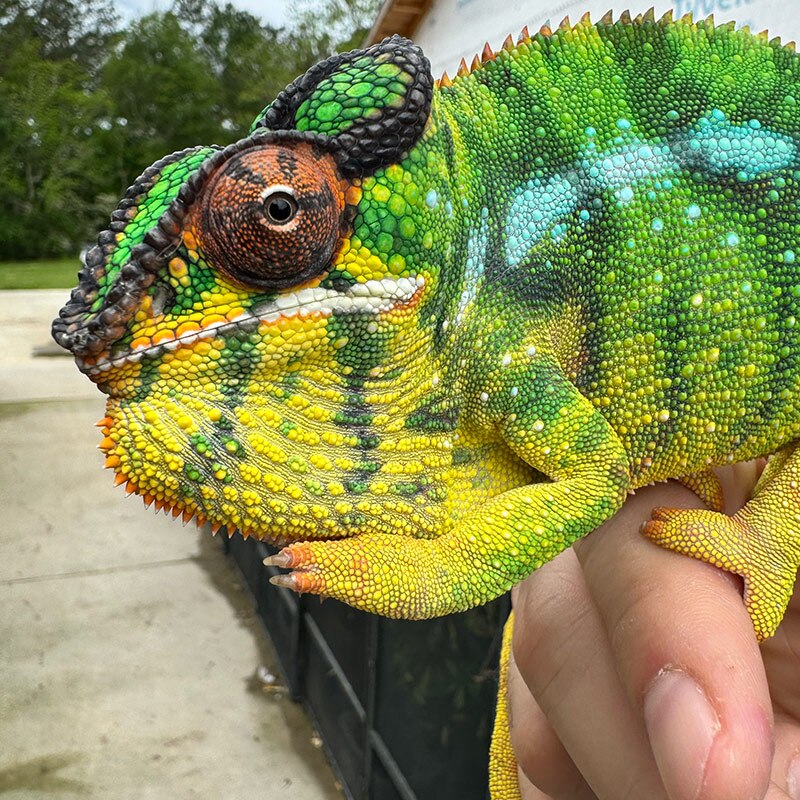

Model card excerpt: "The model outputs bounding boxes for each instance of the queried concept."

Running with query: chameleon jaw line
[80,274,426,376]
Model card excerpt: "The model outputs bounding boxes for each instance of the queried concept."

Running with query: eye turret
[194,143,345,291]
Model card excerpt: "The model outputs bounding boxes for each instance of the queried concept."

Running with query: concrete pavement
[0,290,343,799]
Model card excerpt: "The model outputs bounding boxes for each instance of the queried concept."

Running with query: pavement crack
[0,556,212,585]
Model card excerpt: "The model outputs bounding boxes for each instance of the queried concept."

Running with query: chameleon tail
[489,611,522,800]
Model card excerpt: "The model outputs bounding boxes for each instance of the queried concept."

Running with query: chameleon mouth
[79,274,426,377]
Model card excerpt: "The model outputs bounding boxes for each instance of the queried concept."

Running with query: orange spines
[619,9,632,24]
[502,34,514,52]
[95,416,113,428]
[104,455,120,469]
[539,22,552,36]
[558,15,571,30]
[481,42,494,62]
[457,57,469,78]
[113,472,127,486]
[439,71,452,88]
[470,54,481,72]
[517,25,529,43]
[182,510,193,525]
[579,11,591,26]
[170,506,182,519]
[210,521,223,535]
[142,494,154,509]
[98,436,115,452]
[124,480,137,495]
[600,10,614,25]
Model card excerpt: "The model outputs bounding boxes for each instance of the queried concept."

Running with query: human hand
[507,462,800,800]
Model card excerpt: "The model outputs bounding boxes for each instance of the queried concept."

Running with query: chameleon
[53,9,800,798]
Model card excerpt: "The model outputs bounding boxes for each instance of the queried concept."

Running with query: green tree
[99,11,225,192]
[177,0,300,133]
[290,0,382,56]
[0,0,117,258]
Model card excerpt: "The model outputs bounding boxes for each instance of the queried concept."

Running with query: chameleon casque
[53,8,800,798]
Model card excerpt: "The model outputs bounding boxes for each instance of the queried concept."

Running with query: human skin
[508,463,800,800]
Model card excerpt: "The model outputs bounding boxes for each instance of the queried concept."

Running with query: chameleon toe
[263,550,295,568]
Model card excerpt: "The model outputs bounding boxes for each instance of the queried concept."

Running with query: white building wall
[411,0,800,77]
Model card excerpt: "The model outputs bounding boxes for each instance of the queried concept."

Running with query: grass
[0,259,82,290]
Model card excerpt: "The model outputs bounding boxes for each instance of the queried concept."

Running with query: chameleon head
[50,36,460,542]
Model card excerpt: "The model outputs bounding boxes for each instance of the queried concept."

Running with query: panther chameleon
[53,9,800,798]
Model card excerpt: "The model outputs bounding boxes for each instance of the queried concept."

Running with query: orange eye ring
[194,142,345,291]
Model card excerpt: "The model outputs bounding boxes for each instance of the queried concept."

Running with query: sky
[115,0,291,28]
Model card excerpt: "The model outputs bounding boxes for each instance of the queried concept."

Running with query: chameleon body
[54,11,800,798]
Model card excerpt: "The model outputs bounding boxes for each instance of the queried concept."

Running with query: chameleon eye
[194,143,344,291]
[263,190,298,226]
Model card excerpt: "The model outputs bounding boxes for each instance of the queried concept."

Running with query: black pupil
[266,193,296,224]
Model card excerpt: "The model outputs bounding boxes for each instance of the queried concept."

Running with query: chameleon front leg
[266,370,630,618]
[643,442,800,640]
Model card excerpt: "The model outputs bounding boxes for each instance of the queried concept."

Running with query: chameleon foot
[642,504,799,641]
[263,535,450,618]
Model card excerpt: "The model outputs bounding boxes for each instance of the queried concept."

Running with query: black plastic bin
[223,533,509,800]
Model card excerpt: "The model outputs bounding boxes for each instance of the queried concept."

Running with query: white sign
[413,0,799,77]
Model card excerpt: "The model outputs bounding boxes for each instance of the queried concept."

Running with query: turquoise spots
[458,211,489,321]
[503,109,799,269]
[582,141,678,192]
[678,109,797,180]
[425,189,438,208]
[505,135,679,264]
[505,174,580,267]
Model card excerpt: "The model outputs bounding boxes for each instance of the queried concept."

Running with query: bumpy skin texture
[54,12,800,796]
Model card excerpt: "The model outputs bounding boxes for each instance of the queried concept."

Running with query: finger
[773,715,800,799]
[764,784,793,799]
[518,769,557,800]
[512,548,667,799]
[506,636,596,799]
[762,582,800,722]
[575,476,773,800]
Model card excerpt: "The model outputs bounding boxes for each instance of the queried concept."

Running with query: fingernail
[789,753,800,800]
[644,670,720,800]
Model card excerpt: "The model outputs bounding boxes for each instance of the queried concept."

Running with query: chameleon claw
[263,550,294,568]
[269,570,325,594]
[269,572,299,589]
